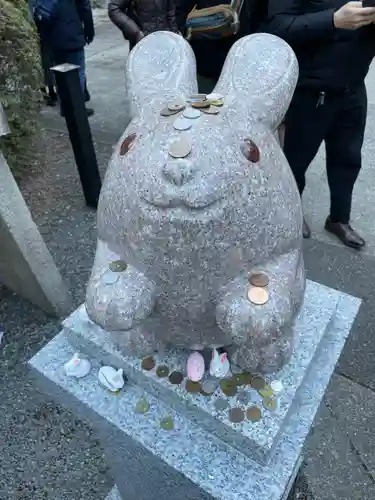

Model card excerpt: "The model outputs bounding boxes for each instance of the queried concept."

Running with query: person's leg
[324,83,367,249]
[39,39,57,105]
[283,88,335,237]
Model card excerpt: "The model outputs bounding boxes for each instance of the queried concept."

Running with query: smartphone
[363,0,375,7]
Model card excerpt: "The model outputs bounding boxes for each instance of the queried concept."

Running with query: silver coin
[183,107,201,119]
[173,117,192,131]
[237,391,250,405]
[201,378,219,395]
[214,398,229,411]
[102,270,120,285]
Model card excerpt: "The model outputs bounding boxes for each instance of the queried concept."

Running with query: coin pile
[247,271,270,306]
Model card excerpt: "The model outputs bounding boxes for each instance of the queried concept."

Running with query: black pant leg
[324,83,367,224]
[283,88,334,195]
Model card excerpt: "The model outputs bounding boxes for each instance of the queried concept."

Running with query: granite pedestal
[30,279,360,500]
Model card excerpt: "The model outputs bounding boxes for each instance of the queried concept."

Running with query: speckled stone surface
[67,280,338,463]
[85,31,305,374]
[30,288,360,500]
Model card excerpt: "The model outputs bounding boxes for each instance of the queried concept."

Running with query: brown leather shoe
[303,218,311,239]
[324,217,365,250]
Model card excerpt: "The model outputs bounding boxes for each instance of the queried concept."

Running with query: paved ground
[2,10,375,499]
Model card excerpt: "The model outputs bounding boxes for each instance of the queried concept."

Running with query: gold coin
[249,272,269,287]
[209,99,224,106]
[246,406,262,422]
[109,260,127,273]
[201,105,220,115]
[156,365,169,378]
[233,372,253,386]
[186,380,201,393]
[247,286,269,305]
[251,376,266,391]
[192,101,210,109]
[160,416,174,430]
[141,357,155,371]
[169,371,184,385]
[263,397,277,411]
[220,379,237,397]
[258,385,274,398]
[160,107,180,116]
[134,398,150,414]
[228,407,245,423]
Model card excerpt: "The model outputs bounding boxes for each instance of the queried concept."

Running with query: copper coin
[169,371,184,385]
[263,397,277,411]
[141,357,155,371]
[229,407,245,423]
[156,365,169,378]
[249,272,269,287]
[168,137,192,158]
[186,380,201,393]
[246,406,262,422]
[247,286,269,305]
[109,260,127,273]
[214,398,229,411]
[160,107,180,116]
[168,98,185,111]
[251,376,266,391]
[192,101,210,109]
[220,379,237,397]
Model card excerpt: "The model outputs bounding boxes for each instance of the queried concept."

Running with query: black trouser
[39,38,55,88]
[283,83,367,224]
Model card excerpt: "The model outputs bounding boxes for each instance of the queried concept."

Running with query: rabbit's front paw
[86,265,156,331]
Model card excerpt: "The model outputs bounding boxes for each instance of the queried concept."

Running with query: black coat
[38,0,94,52]
[263,0,375,91]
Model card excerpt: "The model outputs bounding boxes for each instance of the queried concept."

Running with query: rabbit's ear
[126,31,198,117]
[213,34,298,130]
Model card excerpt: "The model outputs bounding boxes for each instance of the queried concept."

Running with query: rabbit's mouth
[142,187,222,210]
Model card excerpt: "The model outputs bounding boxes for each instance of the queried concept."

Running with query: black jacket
[38,0,94,52]
[263,0,375,91]
[178,0,265,79]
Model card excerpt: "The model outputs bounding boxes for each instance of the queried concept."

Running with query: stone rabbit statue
[85,31,305,374]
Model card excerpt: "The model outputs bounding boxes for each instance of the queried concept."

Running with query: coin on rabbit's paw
[168,137,192,158]
[247,286,269,305]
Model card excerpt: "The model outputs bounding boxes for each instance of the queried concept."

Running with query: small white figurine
[64,353,91,379]
[209,349,230,378]
[98,366,125,392]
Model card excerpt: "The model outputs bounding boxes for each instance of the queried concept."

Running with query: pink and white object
[64,352,91,378]
[187,351,205,381]
[209,349,230,378]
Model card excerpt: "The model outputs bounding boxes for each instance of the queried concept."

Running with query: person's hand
[85,30,94,45]
[334,1,375,29]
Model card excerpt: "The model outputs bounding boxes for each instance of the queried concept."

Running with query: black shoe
[303,218,311,239]
[45,94,58,107]
[324,216,365,250]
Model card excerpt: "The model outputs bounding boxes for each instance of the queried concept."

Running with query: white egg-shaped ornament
[187,351,205,382]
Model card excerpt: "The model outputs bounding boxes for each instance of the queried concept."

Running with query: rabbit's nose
[163,160,195,186]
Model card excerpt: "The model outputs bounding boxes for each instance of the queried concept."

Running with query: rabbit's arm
[216,249,305,346]
[85,239,156,331]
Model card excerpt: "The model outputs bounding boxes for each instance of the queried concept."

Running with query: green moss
[0,0,42,167]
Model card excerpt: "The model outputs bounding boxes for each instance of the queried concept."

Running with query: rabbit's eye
[241,139,260,163]
[120,133,137,156]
